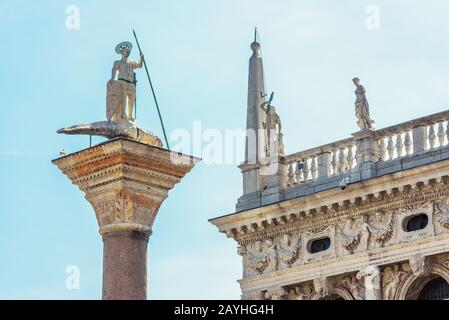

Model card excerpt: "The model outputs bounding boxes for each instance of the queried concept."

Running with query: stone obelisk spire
[245,34,268,164]
[237,32,286,211]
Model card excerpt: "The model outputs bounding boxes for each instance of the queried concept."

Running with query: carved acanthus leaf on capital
[88,190,158,235]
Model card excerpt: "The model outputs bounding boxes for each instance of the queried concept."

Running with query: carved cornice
[211,160,449,244]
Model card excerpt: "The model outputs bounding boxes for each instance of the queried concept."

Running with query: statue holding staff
[107,41,144,122]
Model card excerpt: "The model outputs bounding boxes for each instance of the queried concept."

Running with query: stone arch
[395,263,449,300]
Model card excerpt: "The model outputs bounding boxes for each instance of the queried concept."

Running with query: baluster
[404,131,412,156]
[379,138,387,161]
[387,136,395,160]
[347,146,354,169]
[303,159,310,181]
[428,124,436,149]
[310,157,317,180]
[287,163,296,185]
[446,122,449,146]
[338,148,346,172]
[295,161,303,183]
[331,150,338,175]
[437,122,445,147]
[395,133,404,157]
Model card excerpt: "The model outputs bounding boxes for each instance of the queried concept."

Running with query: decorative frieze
[236,195,449,279]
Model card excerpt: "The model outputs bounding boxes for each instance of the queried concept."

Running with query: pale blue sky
[1,1,449,299]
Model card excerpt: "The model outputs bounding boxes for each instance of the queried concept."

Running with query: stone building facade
[210,39,449,300]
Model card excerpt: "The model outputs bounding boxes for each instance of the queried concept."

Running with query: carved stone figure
[264,238,278,273]
[342,275,365,300]
[359,215,371,250]
[434,198,449,228]
[277,234,300,268]
[286,285,313,300]
[286,288,298,300]
[353,77,374,130]
[369,210,394,248]
[382,264,406,300]
[108,41,144,122]
[260,98,283,156]
[409,255,429,277]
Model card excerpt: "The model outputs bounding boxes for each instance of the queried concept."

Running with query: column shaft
[102,230,149,300]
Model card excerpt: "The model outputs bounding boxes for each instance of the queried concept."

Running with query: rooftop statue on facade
[260,92,284,156]
[57,41,162,147]
[353,77,374,130]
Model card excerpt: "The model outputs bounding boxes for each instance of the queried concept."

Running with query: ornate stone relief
[341,275,365,300]
[368,210,394,248]
[339,216,371,253]
[237,198,449,280]
[276,233,301,269]
[89,190,155,231]
[434,198,449,229]
[239,238,277,277]
[239,233,301,277]
[382,264,407,300]
[285,284,314,300]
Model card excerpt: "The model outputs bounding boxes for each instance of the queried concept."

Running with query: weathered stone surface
[102,230,149,300]
[53,138,199,299]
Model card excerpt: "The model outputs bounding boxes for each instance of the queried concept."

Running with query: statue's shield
[106,80,124,121]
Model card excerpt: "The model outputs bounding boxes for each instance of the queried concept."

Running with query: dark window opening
[405,214,428,232]
[309,237,331,253]
[418,277,449,300]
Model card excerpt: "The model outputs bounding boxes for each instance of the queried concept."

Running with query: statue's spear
[133,29,170,150]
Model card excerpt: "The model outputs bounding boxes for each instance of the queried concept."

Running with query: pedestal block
[52,138,199,299]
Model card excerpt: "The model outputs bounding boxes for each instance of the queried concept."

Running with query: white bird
[60,148,66,156]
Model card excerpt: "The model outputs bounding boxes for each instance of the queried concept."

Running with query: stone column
[102,230,149,300]
[357,265,381,300]
[52,138,199,299]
